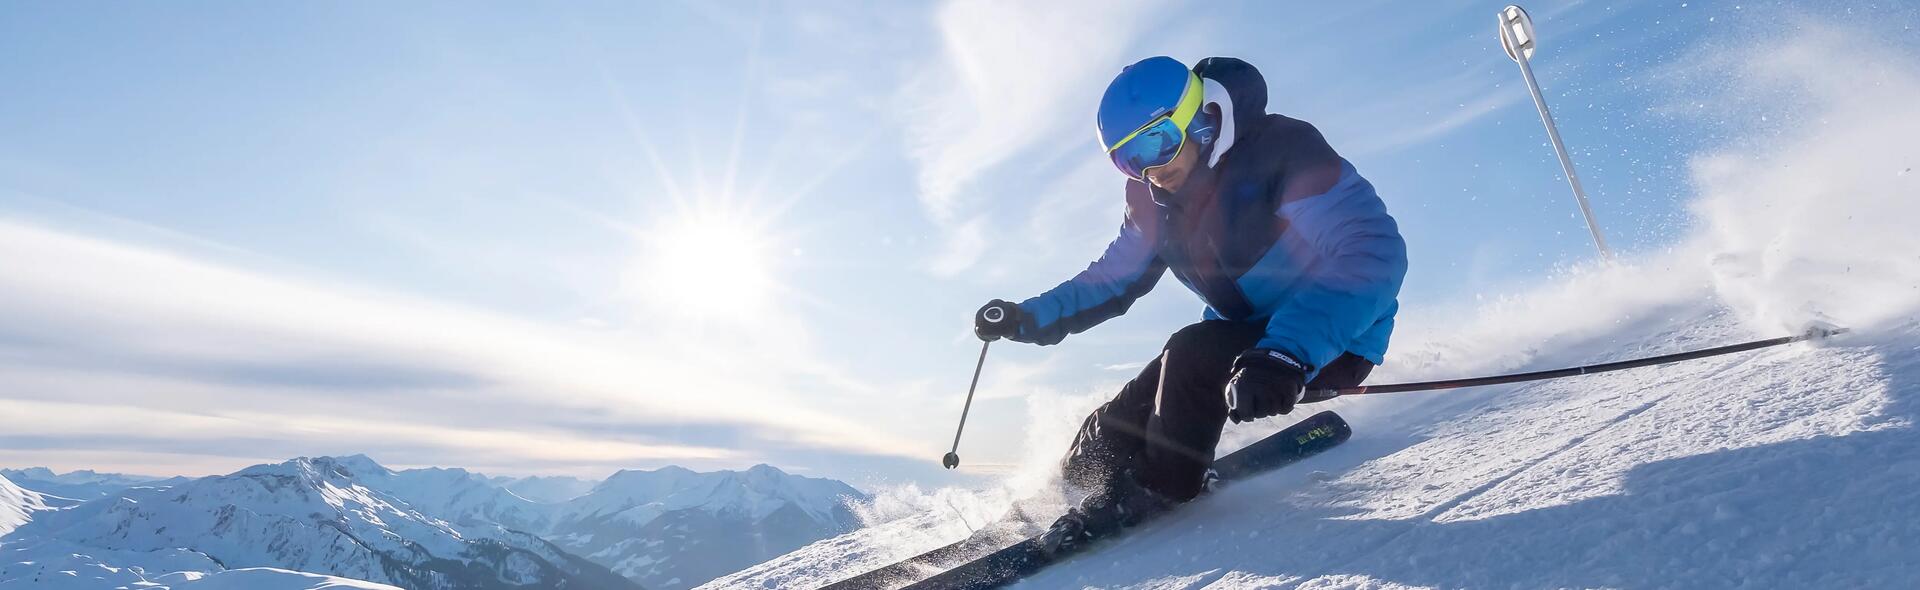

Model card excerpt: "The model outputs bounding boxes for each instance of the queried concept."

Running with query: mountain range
[0,467,187,500]
[0,457,867,590]
[548,464,864,589]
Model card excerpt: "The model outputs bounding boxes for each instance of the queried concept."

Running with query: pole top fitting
[1499,5,1537,62]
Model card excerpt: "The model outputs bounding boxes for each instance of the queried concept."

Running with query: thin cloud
[903,0,1177,274]
[1342,89,1527,157]
[0,219,927,476]
[924,216,988,277]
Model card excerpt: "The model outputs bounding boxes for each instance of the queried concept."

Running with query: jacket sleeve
[1257,182,1408,373]
[1012,210,1167,346]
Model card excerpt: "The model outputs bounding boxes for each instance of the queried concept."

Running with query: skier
[973,56,1408,554]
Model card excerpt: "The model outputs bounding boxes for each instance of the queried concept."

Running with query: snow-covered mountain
[0,467,185,499]
[13,456,639,590]
[326,455,555,533]
[344,458,866,588]
[0,474,53,538]
[4,472,402,589]
[6,457,867,590]
[549,464,866,590]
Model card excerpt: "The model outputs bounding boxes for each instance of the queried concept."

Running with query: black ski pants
[1060,320,1373,502]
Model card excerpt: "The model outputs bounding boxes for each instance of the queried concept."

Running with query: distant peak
[606,465,693,479]
[287,454,392,479]
[1,467,53,479]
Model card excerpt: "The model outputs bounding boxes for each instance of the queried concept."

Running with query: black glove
[973,299,1024,342]
[1225,349,1310,423]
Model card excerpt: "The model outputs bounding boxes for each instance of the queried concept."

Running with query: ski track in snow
[707,20,1920,590]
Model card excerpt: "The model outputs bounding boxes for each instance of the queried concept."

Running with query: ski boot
[1038,469,1175,557]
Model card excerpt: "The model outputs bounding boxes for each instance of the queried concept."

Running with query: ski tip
[1301,411,1352,445]
[1304,410,1349,430]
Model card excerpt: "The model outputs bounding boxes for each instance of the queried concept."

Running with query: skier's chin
[1148,168,1188,192]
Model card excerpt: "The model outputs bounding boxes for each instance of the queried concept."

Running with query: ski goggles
[1105,72,1204,180]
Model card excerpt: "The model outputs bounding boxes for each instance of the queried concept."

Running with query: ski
[829,410,1351,590]
[820,508,1044,590]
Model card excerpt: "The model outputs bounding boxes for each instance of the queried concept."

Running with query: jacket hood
[1193,57,1269,168]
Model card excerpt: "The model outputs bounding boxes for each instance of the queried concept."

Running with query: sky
[0,0,1915,488]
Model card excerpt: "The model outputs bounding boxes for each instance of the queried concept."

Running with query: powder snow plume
[1687,24,1920,335]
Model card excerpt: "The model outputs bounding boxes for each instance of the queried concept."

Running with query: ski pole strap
[1304,325,1847,401]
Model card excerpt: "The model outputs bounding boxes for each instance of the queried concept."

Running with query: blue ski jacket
[1007,59,1408,377]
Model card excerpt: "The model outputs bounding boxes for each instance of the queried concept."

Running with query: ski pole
[1499,5,1613,261]
[943,306,1005,469]
[1304,325,1847,402]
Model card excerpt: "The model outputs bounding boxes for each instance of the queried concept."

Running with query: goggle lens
[1108,117,1185,180]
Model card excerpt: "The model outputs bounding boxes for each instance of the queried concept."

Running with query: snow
[550,463,867,589]
[349,462,554,532]
[1020,317,1915,589]
[5,455,638,589]
[551,463,864,535]
[0,474,51,538]
[0,539,402,589]
[560,464,861,526]
[7,456,859,590]
[163,568,403,589]
[705,24,1920,590]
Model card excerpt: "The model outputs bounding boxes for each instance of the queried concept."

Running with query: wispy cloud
[903,0,1177,276]
[924,216,988,277]
[1340,84,1527,157]
[0,219,925,476]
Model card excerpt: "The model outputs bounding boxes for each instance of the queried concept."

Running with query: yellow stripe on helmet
[1106,71,1204,154]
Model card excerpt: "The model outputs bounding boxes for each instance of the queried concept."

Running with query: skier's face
[1144,136,1203,192]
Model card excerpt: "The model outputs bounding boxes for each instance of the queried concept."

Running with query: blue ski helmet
[1097,56,1204,180]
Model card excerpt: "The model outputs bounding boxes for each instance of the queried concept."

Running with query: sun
[636,208,777,317]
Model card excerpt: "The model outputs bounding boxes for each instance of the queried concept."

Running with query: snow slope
[0,474,52,538]
[707,23,1920,590]
[160,568,405,589]
[0,539,403,589]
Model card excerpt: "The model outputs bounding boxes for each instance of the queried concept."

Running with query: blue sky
[1,0,1914,487]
